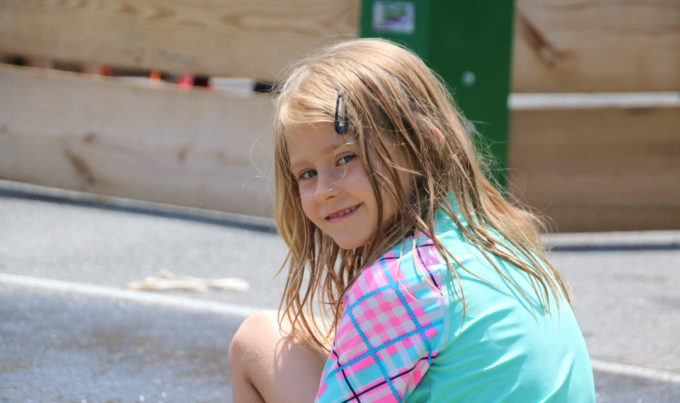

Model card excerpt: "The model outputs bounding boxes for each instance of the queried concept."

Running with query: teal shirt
[315,204,595,402]
[407,209,595,402]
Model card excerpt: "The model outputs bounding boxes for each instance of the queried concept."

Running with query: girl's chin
[333,237,371,251]
[332,231,383,250]
[335,241,368,251]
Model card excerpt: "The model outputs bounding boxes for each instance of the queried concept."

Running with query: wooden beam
[508,100,680,232]
[0,0,359,81]
[0,64,275,217]
[3,63,679,230]
[2,0,677,92]
[512,0,680,92]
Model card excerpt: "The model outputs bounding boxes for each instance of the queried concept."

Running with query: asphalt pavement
[1,180,679,402]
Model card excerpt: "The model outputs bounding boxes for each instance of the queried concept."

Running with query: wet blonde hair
[274,38,570,350]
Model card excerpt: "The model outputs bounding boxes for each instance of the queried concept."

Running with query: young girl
[229,38,595,402]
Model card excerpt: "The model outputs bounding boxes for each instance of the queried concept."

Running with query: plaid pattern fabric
[316,238,447,402]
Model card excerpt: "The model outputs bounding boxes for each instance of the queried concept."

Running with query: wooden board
[0,64,276,217]
[513,0,680,92]
[2,64,679,230]
[1,0,677,92]
[508,102,680,232]
[0,0,359,82]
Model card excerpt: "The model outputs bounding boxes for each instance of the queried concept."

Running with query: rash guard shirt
[315,207,595,402]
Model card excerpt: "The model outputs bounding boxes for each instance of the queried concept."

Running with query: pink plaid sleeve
[315,240,446,403]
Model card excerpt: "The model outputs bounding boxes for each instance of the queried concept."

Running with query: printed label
[373,2,415,34]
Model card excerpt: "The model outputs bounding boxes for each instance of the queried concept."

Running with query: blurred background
[1,0,678,401]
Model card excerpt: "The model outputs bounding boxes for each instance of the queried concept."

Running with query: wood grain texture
[0,64,275,217]
[0,0,359,81]
[513,0,680,92]
[2,63,679,230]
[508,103,680,232]
[1,0,677,91]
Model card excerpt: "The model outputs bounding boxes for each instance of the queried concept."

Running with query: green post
[360,0,515,188]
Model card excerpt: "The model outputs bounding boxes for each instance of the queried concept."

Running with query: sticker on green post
[373,2,415,34]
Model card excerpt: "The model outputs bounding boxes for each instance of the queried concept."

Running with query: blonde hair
[274,38,570,350]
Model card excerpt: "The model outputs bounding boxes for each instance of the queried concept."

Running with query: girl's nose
[314,170,341,201]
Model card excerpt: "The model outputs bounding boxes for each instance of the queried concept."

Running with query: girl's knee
[229,311,327,403]
[233,310,279,344]
[228,310,279,373]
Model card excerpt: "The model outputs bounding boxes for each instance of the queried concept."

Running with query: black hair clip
[334,93,349,134]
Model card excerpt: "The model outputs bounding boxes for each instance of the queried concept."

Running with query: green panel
[360,0,515,188]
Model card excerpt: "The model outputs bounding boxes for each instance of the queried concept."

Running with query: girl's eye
[298,169,317,180]
[338,154,356,165]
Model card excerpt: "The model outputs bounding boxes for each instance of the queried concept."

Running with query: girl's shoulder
[344,207,473,307]
[345,235,449,306]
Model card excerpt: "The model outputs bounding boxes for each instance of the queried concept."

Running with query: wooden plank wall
[512,0,680,92]
[0,64,275,217]
[0,0,359,82]
[508,98,680,232]
[1,0,675,89]
[508,0,680,231]
[0,0,678,230]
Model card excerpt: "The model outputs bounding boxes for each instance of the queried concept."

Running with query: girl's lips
[325,204,360,222]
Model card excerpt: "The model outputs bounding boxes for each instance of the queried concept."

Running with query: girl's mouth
[325,204,360,222]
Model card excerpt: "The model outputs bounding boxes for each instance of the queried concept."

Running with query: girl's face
[286,123,411,250]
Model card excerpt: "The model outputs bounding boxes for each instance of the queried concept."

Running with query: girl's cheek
[298,184,314,200]
[298,190,317,221]
[347,161,370,184]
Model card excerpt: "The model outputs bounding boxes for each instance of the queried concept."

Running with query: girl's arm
[316,243,447,402]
